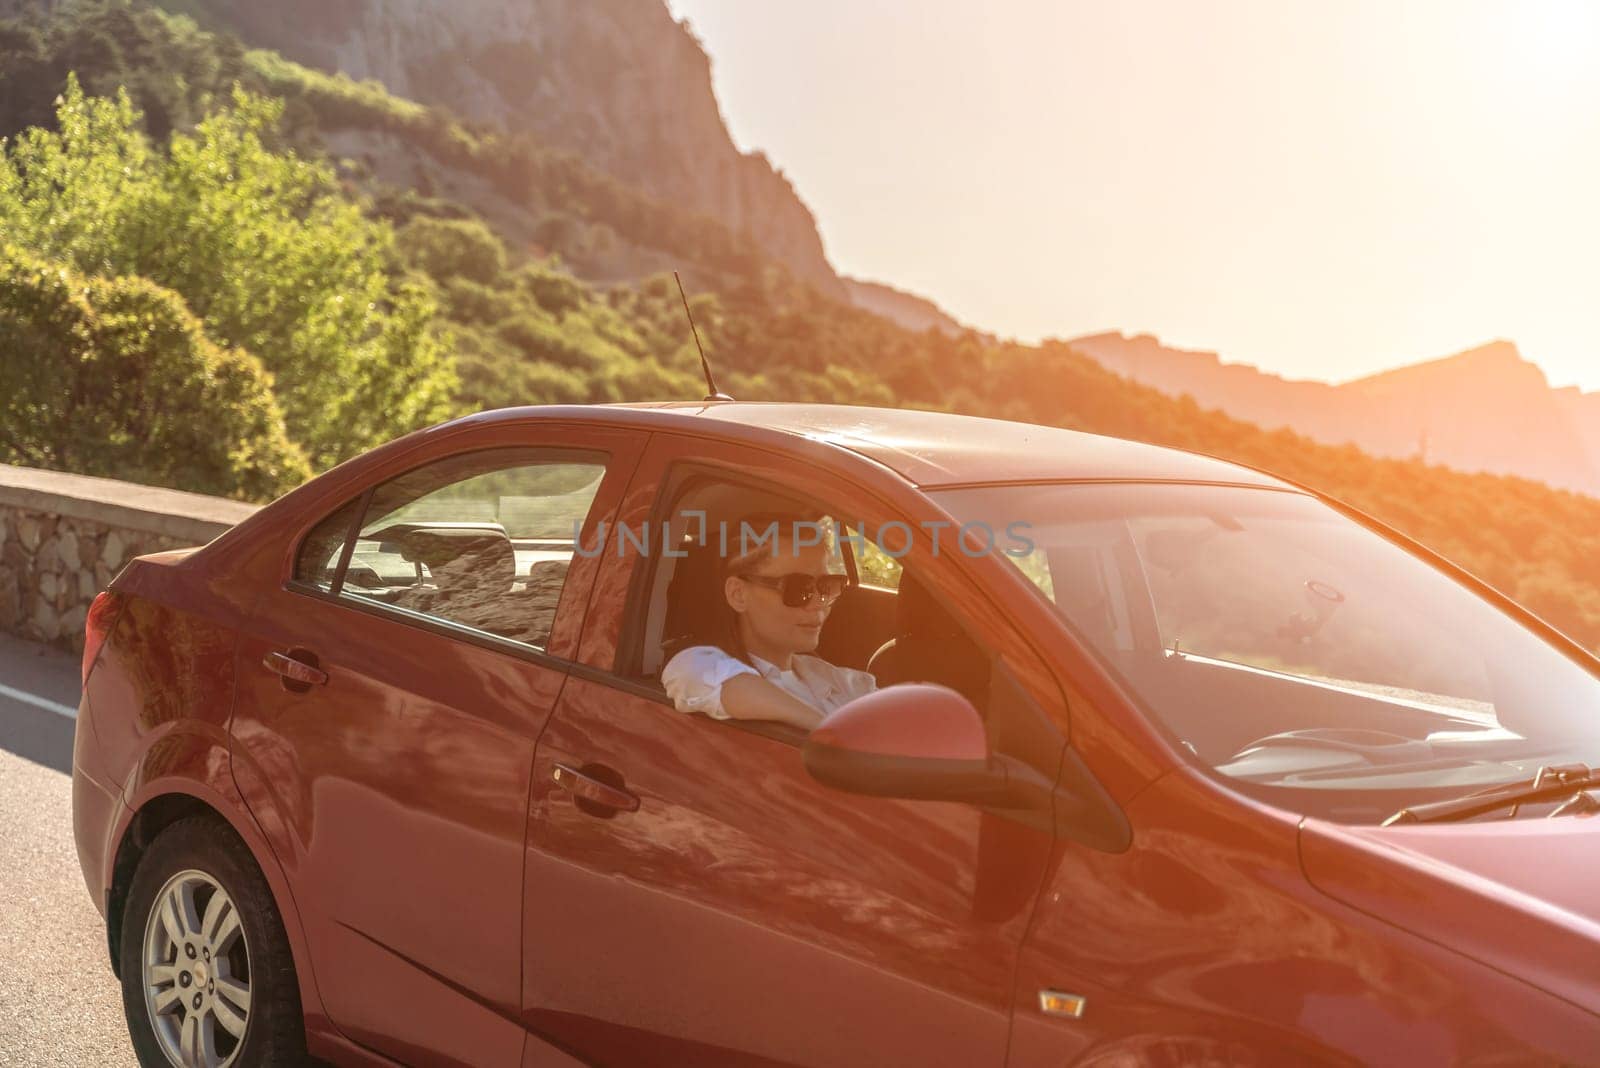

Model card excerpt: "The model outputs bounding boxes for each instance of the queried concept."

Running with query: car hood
[1300,814,1600,1014]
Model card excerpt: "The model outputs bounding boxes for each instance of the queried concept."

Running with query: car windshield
[933,481,1600,822]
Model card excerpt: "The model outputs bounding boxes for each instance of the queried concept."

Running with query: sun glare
[1503,0,1600,81]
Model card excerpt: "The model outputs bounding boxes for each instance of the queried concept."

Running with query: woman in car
[662,513,877,729]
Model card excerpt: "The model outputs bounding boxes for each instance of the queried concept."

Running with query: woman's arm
[662,645,822,728]
[719,674,826,730]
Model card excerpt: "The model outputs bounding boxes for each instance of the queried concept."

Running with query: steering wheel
[1224,728,1433,767]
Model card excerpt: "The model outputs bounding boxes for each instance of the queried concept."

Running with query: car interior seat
[656,537,726,673]
[867,570,991,708]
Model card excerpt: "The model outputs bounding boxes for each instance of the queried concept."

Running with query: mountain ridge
[840,276,977,338]
[1068,331,1600,497]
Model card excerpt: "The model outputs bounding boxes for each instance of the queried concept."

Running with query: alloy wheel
[140,869,252,1068]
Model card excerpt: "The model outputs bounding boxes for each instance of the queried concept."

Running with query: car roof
[458,401,1293,490]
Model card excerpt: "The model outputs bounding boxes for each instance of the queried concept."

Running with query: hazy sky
[666,1,1600,391]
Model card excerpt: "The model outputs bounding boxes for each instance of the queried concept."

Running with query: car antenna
[675,270,733,402]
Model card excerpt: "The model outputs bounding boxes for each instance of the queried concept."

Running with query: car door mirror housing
[803,684,1133,852]
[803,684,1026,807]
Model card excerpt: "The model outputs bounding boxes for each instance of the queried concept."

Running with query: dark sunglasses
[738,572,851,607]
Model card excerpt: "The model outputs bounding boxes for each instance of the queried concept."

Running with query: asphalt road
[0,632,138,1066]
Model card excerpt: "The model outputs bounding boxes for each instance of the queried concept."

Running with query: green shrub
[398,215,508,288]
[0,247,309,500]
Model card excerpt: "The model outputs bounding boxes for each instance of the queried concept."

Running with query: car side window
[293,496,363,592]
[634,480,852,680]
[307,448,607,652]
[847,522,903,590]
[629,471,994,720]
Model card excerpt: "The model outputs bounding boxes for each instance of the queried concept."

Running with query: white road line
[0,681,78,719]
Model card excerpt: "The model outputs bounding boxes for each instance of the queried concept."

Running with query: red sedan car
[74,403,1600,1067]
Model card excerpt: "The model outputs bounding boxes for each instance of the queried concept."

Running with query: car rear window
[293,496,363,592]
[293,448,607,652]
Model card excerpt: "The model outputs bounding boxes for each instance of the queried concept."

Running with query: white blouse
[661,644,878,724]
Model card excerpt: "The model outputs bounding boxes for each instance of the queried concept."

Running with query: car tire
[119,815,309,1067]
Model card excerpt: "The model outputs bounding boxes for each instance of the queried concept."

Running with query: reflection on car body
[73,402,1600,1067]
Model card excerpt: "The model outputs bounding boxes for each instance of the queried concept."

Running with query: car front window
[933,481,1600,821]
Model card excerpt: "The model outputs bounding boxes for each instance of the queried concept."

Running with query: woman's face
[725,539,841,658]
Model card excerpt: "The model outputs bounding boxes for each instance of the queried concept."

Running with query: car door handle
[551,763,639,814]
[263,650,328,688]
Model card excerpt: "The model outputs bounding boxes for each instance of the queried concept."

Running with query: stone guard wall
[0,464,261,655]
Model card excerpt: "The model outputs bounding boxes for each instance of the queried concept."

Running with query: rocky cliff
[150,0,845,296]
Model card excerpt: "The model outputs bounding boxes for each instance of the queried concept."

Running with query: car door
[230,425,643,1067]
[519,435,1067,1067]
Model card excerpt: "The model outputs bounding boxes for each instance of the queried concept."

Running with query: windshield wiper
[1383,763,1600,825]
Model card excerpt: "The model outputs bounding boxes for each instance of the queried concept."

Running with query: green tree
[0,246,309,500]
[0,75,459,468]
[398,215,508,287]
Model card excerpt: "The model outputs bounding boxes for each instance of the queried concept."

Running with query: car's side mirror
[802,684,1134,852]
[802,684,1044,809]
